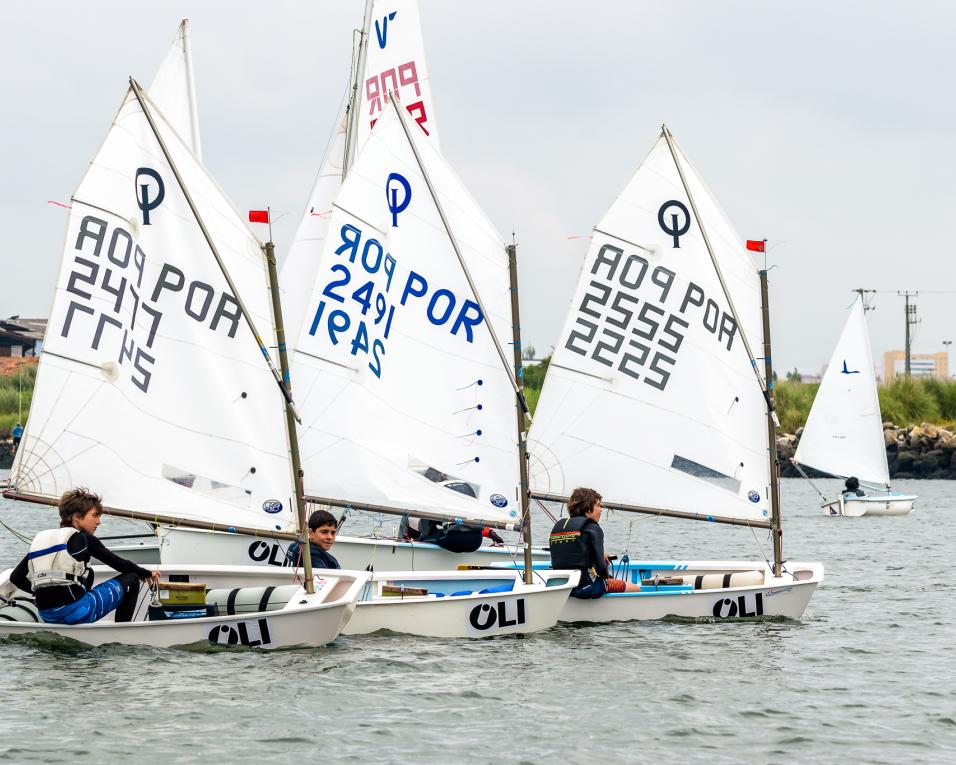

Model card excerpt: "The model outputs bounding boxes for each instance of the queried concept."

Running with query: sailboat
[155,0,550,571]
[793,294,917,517]
[286,93,576,636]
[525,126,823,622]
[0,73,370,648]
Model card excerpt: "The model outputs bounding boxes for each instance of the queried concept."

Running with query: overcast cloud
[1,1,954,374]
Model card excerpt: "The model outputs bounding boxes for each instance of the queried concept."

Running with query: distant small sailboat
[793,294,917,517]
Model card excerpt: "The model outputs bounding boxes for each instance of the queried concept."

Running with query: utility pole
[855,288,877,313]
[898,291,919,378]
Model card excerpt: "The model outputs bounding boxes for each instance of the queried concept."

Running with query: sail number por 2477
[564,243,738,390]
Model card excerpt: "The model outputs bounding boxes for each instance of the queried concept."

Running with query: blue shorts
[570,577,607,600]
[38,579,126,625]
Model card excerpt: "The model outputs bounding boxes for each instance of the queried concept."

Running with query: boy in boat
[844,477,865,497]
[549,487,640,598]
[286,509,341,569]
[10,488,159,624]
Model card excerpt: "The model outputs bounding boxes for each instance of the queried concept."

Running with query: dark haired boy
[286,509,341,569]
[10,488,159,624]
[548,486,639,599]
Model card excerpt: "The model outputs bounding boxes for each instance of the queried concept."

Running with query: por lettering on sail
[307,221,483,379]
[564,236,738,391]
[60,168,244,394]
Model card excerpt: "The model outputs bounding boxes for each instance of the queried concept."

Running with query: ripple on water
[1,478,955,764]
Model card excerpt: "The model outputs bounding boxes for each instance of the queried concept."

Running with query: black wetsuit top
[285,541,341,569]
[10,531,151,610]
[549,517,610,585]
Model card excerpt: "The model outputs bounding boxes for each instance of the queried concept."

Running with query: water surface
[1,474,953,764]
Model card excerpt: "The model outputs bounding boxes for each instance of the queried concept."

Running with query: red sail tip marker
[746,239,766,253]
[249,210,270,224]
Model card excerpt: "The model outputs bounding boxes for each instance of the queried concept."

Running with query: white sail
[279,109,349,352]
[528,131,771,524]
[11,86,296,532]
[354,0,440,156]
[794,296,890,487]
[291,100,519,525]
[149,19,202,160]
[281,0,440,347]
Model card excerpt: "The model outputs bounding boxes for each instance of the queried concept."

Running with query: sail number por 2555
[564,242,739,391]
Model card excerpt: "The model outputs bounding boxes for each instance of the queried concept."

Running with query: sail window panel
[670,455,741,495]
[162,465,253,508]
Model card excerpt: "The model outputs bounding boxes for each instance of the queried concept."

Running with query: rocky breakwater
[777,422,956,480]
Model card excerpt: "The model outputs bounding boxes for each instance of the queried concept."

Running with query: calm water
[1,473,954,764]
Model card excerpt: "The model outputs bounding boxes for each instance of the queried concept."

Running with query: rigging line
[387,91,529,413]
[0,518,32,545]
[532,496,558,524]
[661,126,774,411]
[128,78,301,424]
[294,348,358,372]
[294,86,350,223]
[747,522,772,572]
[345,0,373,172]
[591,227,657,255]
[331,201,387,237]
[70,197,129,222]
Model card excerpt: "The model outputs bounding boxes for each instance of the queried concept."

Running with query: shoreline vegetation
[523,357,956,431]
[6,357,956,477]
[521,357,956,480]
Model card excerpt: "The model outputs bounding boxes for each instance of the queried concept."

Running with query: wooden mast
[508,244,535,583]
[264,240,314,592]
[760,268,784,576]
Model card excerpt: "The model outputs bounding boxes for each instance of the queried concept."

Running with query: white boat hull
[0,564,370,649]
[823,494,917,517]
[495,560,823,623]
[343,569,578,638]
[137,526,551,572]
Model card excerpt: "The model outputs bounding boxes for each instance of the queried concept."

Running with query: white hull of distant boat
[0,564,370,649]
[343,568,578,638]
[116,526,552,571]
[822,494,916,517]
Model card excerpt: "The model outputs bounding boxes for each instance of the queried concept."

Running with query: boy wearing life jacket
[548,487,640,599]
[10,488,159,624]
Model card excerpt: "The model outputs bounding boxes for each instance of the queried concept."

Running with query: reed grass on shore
[0,363,35,433]
[520,357,956,433]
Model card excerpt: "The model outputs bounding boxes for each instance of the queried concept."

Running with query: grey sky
[2,1,954,374]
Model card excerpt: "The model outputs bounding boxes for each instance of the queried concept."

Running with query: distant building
[0,319,46,357]
[883,350,949,380]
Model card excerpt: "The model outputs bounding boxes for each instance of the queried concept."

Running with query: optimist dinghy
[526,127,824,622]
[342,568,578,638]
[0,564,369,650]
[2,50,369,646]
[793,294,917,517]
[122,2,545,571]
